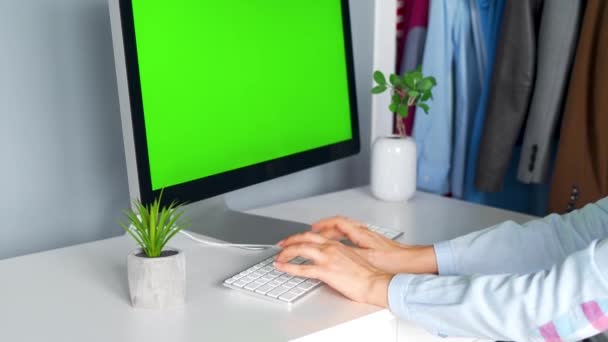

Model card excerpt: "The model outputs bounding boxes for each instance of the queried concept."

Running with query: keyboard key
[278,291,300,302]
[241,276,256,283]
[297,282,316,291]
[267,285,291,298]
[288,278,305,286]
[290,287,306,296]
[278,275,293,282]
[232,280,249,288]
[224,277,237,284]
[268,279,284,287]
[244,281,265,291]
[269,270,283,277]
[260,266,274,273]
[254,284,276,295]
[283,281,299,289]
[260,276,274,283]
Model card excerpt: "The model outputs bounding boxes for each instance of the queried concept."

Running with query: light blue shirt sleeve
[387,198,608,340]
[389,240,608,341]
[434,197,608,275]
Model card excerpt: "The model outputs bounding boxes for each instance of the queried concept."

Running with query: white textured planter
[127,247,186,309]
[371,136,416,201]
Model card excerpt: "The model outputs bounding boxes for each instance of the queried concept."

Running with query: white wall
[0,1,129,259]
[0,0,379,259]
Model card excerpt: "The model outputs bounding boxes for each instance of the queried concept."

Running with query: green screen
[131,0,353,190]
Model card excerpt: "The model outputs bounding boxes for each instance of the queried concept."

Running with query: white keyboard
[223,224,403,305]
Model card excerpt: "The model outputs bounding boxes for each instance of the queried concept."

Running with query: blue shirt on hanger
[413,0,482,196]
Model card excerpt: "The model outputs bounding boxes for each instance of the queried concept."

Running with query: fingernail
[277,240,284,247]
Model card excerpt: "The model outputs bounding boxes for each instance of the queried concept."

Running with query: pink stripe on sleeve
[539,321,563,342]
[582,301,608,331]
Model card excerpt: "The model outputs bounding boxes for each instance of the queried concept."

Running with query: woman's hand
[278,216,438,274]
[274,234,393,307]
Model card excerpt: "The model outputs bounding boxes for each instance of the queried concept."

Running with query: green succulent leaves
[120,191,190,258]
[371,66,436,118]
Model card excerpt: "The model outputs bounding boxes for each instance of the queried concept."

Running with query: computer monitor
[108,0,360,245]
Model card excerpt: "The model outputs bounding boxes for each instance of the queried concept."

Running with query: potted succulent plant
[370,66,436,201]
[120,192,189,309]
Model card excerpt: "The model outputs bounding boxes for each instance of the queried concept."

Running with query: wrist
[397,245,438,274]
[367,273,392,308]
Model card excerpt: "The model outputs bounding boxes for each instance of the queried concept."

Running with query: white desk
[0,187,535,341]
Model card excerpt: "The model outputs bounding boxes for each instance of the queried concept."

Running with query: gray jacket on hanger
[517,0,584,185]
[475,0,543,192]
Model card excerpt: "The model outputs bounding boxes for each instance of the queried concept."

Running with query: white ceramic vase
[370,135,416,201]
[127,247,186,309]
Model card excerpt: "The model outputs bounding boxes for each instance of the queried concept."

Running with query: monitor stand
[181,195,310,245]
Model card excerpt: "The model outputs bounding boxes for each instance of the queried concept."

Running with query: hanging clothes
[412,0,482,195]
[474,0,544,192]
[395,0,429,136]
[463,0,558,216]
[549,0,608,214]
[517,0,584,185]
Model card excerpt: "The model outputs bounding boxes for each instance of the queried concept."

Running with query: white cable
[178,230,279,250]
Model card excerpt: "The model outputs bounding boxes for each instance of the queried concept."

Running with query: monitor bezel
[117,0,360,206]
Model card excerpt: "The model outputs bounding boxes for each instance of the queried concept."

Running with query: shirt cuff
[434,240,458,275]
[387,273,416,320]
[594,239,608,284]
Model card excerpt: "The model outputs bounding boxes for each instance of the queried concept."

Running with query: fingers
[277,231,327,247]
[311,216,362,232]
[312,216,370,245]
[275,242,327,264]
[273,262,318,279]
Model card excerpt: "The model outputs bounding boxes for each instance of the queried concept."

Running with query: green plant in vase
[120,191,189,257]
[371,66,436,136]
[120,191,190,309]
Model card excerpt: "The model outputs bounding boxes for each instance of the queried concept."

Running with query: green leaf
[408,90,420,99]
[371,85,387,94]
[417,102,430,114]
[389,102,398,112]
[373,71,387,85]
[417,78,435,92]
[397,105,409,117]
[410,70,423,84]
[403,73,416,89]
[392,94,401,103]
[389,74,402,87]
[119,189,187,258]
[421,91,432,101]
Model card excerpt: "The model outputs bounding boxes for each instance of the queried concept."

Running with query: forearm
[389,239,608,341]
[434,197,608,275]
